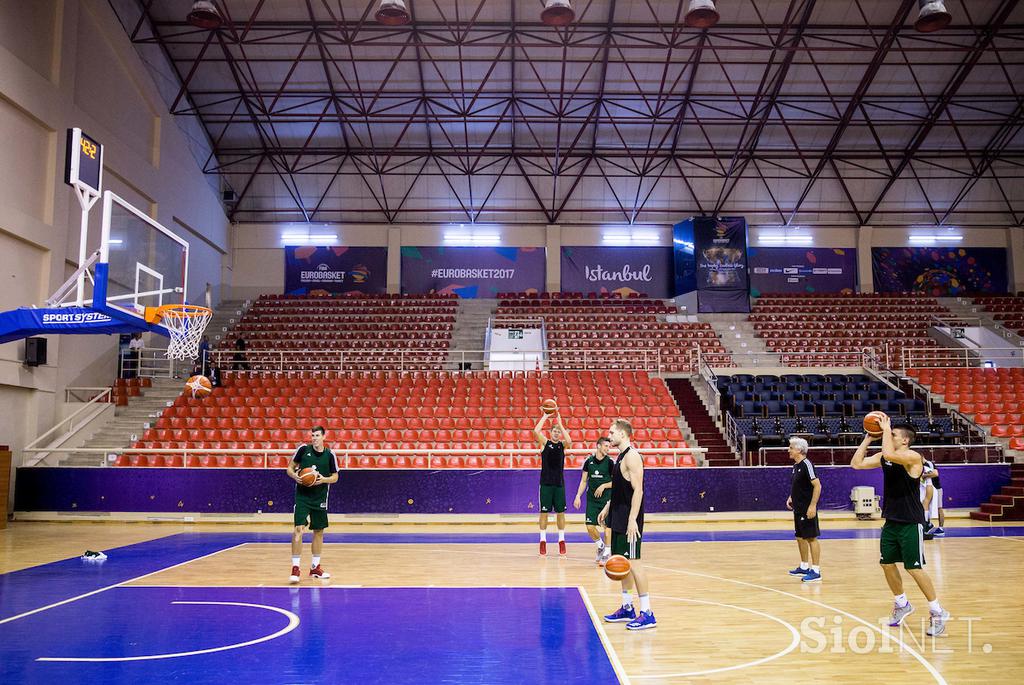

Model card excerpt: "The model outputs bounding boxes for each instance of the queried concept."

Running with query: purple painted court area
[0,586,616,685]
[14,464,1010,514]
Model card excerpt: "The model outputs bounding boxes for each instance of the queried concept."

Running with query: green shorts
[294,498,329,530]
[539,484,566,513]
[610,530,642,560]
[585,498,610,526]
[879,520,925,570]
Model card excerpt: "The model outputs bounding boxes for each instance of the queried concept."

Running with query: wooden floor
[3,520,1023,683]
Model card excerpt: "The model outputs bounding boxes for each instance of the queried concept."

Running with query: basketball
[184,374,212,398]
[604,554,631,581]
[863,410,888,436]
[298,467,318,487]
[541,399,558,415]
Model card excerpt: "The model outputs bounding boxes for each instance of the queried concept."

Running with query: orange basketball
[604,554,631,581]
[863,411,888,437]
[184,374,212,398]
[541,399,558,415]
[298,467,318,487]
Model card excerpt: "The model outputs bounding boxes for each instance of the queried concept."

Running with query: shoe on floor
[889,602,914,627]
[801,569,822,583]
[289,565,300,584]
[310,565,330,579]
[539,540,547,556]
[558,540,567,556]
[626,610,657,630]
[926,609,950,637]
[788,566,810,576]
[604,605,637,623]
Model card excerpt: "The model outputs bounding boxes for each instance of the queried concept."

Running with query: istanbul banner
[872,247,1008,295]
[695,216,750,313]
[749,247,857,296]
[560,246,674,297]
[401,246,545,298]
[284,246,388,295]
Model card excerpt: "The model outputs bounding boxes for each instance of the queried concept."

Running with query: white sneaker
[289,565,301,584]
[599,547,612,566]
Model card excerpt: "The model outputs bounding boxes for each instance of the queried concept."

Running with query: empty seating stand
[973,294,1024,338]
[216,293,457,371]
[494,291,733,372]
[749,293,966,370]
[121,370,696,468]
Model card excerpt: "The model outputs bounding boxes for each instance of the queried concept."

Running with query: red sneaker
[310,565,331,579]
[289,565,300,583]
[558,540,567,556]
[539,540,547,556]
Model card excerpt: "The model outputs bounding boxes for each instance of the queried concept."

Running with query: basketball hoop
[147,304,212,360]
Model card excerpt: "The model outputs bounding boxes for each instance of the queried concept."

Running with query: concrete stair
[206,299,250,347]
[448,298,497,370]
[665,377,739,466]
[59,378,183,466]
[970,463,1024,521]
[709,317,780,368]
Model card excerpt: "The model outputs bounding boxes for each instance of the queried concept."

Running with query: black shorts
[794,511,820,539]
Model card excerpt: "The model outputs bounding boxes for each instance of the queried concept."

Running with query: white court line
[0,542,248,626]
[990,536,1024,543]
[577,586,632,685]
[37,601,299,662]
[644,564,948,685]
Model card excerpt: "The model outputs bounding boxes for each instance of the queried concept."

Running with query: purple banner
[401,247,545,298]
[284,246,387,295]
[872,247,1009,295]
[559,247,674,297]
[749,247,857,296]
[14,465,1007,514]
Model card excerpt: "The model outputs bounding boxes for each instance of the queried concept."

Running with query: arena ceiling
[110,0,1024,228]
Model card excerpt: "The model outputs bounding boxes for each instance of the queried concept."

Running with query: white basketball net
[157,305,212,360]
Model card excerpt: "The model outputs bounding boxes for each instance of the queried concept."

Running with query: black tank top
[882,458,926,525]
[539,440,565,486]
[609,447,644,534]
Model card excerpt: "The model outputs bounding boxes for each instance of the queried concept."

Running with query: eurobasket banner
[694,216,750,313]
[401,246,545,298]
[284,246,387,295]
[749,247,857,295]
[560,246,674,297]
[871,246,1008,295]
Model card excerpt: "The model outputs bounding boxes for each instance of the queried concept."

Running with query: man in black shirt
[852,415,949,637]
[786,437,822,582]
[533,410,572,556]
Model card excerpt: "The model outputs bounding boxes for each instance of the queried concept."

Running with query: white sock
[929,599,943,614]
[292,556,300,567]
[799,562,809,570]
[622,590,632,608]
[895,594,909,608]
[311,556,320,567]
[540,531,547,542]
[639,594,651,612]
[811,565,820,574]
[557,530,565,542]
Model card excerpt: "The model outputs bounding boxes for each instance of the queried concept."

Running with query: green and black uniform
[293,444,337,529]
[581,454,613,525]
[539,439,567,513]
[879,457,926,570]
[609,447,644,560]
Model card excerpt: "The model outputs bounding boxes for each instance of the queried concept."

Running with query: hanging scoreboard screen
[64,128,103,195]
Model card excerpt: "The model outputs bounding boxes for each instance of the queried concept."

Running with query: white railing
[755,443,1005,467]
[23,387,113,466]
[706,348,873,369]
[207,347,671,374]
[901,346,1024,370]
[21,445,707,469]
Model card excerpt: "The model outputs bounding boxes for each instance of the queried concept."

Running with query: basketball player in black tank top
[852,414,949,637]
[598,419,656,630]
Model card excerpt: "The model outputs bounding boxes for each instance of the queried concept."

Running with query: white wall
[0,0,229,469]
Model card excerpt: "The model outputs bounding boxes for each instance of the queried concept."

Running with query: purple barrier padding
[14,465,1009,514]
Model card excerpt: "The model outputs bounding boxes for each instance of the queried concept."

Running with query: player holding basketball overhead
[601,419,656,630]
[287,425,339,583]
[786,436,822,582]
[852,415,949,636]
[573,436,613,565]
[534,410,572,556]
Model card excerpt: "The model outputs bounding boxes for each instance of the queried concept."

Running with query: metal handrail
[23,387,113,466]
[755,442,1005,467]
[901,346,1024,370]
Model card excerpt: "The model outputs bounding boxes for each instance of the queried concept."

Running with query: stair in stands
[970,463,1024,521]
[665,377,739,466]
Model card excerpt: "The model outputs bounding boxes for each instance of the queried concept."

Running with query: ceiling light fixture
[541,0,575,27]
[685,0,719,29]
[187,1,222,30]
[914,0,952,33]
[375,0,411,26]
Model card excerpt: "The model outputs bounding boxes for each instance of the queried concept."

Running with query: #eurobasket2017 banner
[559,246,674,297]
[749,247,857,296]
[284,246,387,295]
[695,216,750,313]
[871,247,1008,295]
[401,246,545,298]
